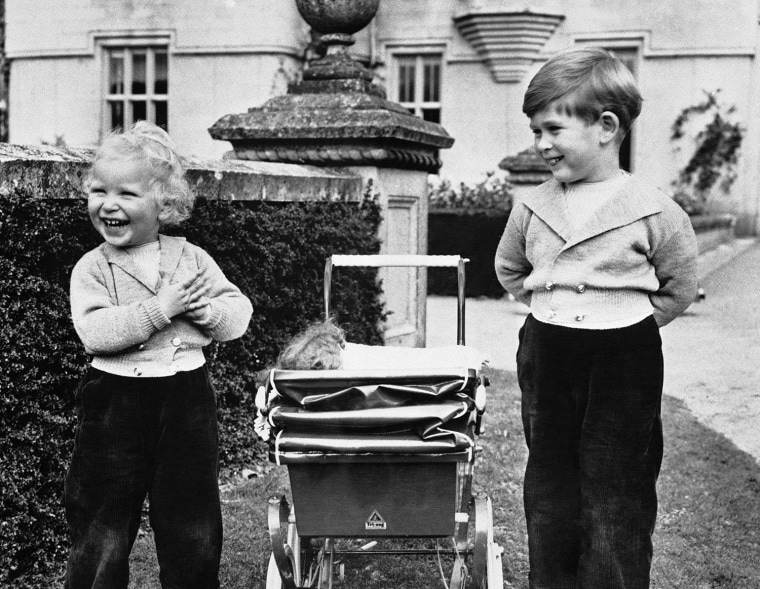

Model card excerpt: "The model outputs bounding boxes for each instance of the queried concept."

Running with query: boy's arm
[494,204,533,306]
[189,250,253,341]
[650,213,699,327]
[70,258,170,354]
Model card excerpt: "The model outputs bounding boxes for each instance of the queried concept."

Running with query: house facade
[6,0,760,233]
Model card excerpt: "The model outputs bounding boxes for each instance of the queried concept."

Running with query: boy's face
[88,157,164,248]
[530,104,615,185]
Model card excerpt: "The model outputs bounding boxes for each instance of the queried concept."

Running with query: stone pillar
[498,147,551,203]
[209,0,454,346]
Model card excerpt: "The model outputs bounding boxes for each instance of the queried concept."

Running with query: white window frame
[97,35,170,137]
[388,48,444,124]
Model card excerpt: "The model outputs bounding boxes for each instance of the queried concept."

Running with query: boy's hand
[156,269,212,319]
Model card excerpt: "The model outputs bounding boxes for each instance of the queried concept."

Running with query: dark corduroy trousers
[517,314,663,589]
[64,367,222,589]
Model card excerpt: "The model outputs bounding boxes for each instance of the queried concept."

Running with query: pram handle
[324,254,469,345]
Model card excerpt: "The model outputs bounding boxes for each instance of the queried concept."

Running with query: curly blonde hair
[276,319,346,370]
[87,121,194,226]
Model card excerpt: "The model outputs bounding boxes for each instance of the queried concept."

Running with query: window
[105,46,168,132]
[393,54,442,124]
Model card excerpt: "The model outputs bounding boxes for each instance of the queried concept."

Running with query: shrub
[428,172,513,298]
[0,187,383,586]
[429,171,514,211]
[427,209,511,298]
[671,90,744,214]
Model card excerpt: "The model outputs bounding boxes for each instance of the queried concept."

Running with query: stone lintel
[0,143,362,202]
[185,156,362,202]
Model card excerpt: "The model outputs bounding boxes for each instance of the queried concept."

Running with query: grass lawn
[128,369,760,588]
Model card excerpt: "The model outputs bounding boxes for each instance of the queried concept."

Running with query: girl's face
[88,157,165,248]
[530,104,616,185]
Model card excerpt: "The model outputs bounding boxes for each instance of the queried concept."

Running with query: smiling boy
[494,48,698,588]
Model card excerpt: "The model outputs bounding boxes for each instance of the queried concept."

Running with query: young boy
[494,48,698,588]
[66,122,252,589]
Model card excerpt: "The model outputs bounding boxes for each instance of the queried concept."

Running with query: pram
[260,255,504,589]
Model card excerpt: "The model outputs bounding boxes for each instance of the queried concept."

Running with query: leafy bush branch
[671,90,744,214]
[429,171,514,212]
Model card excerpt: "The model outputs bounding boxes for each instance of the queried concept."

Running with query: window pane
[154,50,168,94]
[109,53,124,94]
[132,51,147,94]
[132,100,147,123]
[155,101,168,131]
[423,60,440,102]
[422,108,440,124]
[109,101,124,130]
[397,58,415,103]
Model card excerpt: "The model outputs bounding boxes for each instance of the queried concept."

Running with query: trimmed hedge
[427,209,510,298]
[0,188,384,586]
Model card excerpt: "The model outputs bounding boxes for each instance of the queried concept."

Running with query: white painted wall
[5,0,307,156]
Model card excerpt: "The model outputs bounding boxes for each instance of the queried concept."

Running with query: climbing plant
[671,90,744,214]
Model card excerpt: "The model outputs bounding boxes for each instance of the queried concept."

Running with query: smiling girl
[66,121,252,589]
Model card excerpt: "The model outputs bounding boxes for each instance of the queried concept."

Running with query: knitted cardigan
[70,234,253,377]
[494,176,698,327]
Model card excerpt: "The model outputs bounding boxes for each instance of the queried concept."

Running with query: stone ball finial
[295,0,380,35]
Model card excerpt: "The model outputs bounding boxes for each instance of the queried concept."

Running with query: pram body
[262,255,503,589]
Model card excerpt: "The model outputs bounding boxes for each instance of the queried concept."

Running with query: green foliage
[427,209,510,298]
[671,90,744,214]
[427,172,513,298]
[429,171,514,211]
[0,187,383,586]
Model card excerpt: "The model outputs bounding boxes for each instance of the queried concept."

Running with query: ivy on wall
[671,90,744,215]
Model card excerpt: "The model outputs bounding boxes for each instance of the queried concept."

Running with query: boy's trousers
[64,367,222,589]
[517,314,663,589]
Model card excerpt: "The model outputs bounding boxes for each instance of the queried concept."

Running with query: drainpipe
[741,0,760,236]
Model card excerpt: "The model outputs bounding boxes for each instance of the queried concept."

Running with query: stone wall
[0,143,362,202]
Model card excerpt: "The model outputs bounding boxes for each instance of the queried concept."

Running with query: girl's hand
[184,296,213,324]
[156,269,211,319]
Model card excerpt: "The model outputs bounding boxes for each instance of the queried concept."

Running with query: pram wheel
[267,495,328,589]
[470,494,504,589]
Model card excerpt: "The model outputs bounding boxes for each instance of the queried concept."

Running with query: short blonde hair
[523,47,642,137]
[277,319,346,370]
[87,121,194,226]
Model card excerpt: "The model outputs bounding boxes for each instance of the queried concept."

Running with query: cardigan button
[171,337,181,347]
[134,367,142,376]
[576,284,586,293]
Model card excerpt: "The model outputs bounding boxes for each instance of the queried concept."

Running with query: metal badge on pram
[365,510,387,530]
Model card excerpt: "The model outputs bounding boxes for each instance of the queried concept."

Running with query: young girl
[65,121,252,589]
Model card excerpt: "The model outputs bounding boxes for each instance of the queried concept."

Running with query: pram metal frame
[265,255,503,589]
[324,254,469,345]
